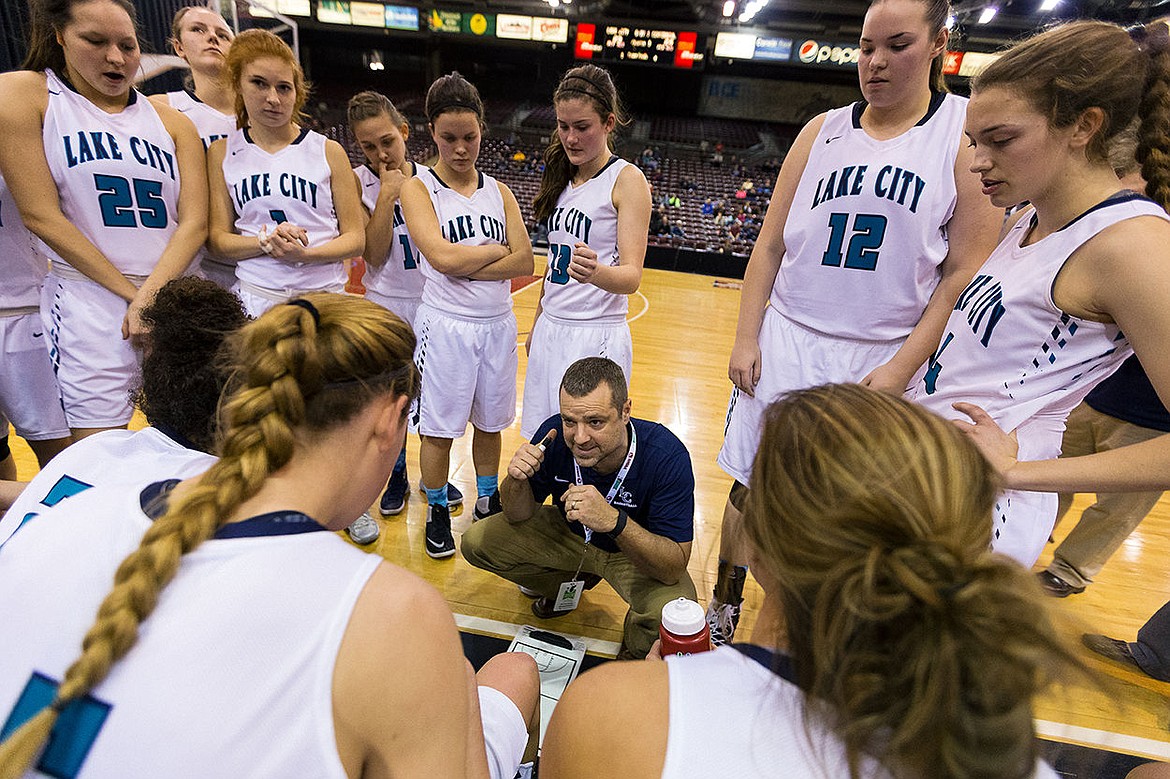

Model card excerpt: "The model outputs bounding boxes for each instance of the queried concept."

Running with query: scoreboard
[575,23,704,69]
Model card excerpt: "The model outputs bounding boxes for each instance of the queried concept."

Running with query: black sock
[714,559,747,605]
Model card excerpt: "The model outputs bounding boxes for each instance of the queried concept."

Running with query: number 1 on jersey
[397,234,419,270]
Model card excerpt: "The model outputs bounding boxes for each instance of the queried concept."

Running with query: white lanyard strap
[572,423,636,544]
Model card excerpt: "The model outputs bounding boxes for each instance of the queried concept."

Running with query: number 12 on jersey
[821,212,887,271]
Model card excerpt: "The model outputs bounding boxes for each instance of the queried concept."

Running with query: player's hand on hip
[951,402,1020,477]
[507,429,555,480]
[728,338,762,397]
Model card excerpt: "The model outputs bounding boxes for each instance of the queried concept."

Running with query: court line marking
[1035,719,1170,760]
[513,289,651,345]
[454,612,623,657]
[511,277,542,297]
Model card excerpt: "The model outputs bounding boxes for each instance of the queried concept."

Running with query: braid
[0,297,410,778]
[1137,22,1170,211]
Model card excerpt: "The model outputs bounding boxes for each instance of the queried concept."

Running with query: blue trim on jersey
[526,415,695,552]
[1040,189,1155,235]
[57,70,138,106]
[429,169,485,191]
[850,90,946,130]
[591,155,621,180]
[1,672,112,779]
[242,126,310,146]
[139,480,331,539]
[732,644,798,685]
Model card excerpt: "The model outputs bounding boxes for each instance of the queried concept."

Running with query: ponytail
[0,295,417,778]
[744,385,1083,779]
[1136,19,1170,211]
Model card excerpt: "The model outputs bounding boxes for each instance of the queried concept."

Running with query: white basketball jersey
[662,646,1058,778]
[355,162,427,301]
[773,93,966,341]
[540,156,631,323]
[0,173,47,311]
[41,69,180,278]
[222,127,346,291]
[0,483,377,778]
[164,89,234,149]
[0,426,215,547]
[912,193,1170,442]
[418,169,512,319]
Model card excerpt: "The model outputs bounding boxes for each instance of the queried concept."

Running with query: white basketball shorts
[0,311,69,440]
[412,303,518,438]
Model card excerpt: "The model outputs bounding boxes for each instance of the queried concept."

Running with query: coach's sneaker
[474,490,503,521]
[425,503,456,559]
[419,479,464,508]
[706,597,741,647]
[345,512,380,546]
[379,468,409,516]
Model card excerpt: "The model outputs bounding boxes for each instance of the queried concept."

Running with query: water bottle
[659,598,713,657]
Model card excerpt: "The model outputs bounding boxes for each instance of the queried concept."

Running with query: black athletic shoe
[379,467,408,516]
[425,503,456,559]
[473,490,503,521]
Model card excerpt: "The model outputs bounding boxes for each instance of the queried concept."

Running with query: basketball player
[149,5,237,288]
[0,171,71,471]
[206,29,364,318]
[542,386,1068,779]
[400,73,534,559]
[707,0,1003,644]
[909,19,1170,567]
[0,276,244,548]
[520,65,651,439]
[345,91,463,544]
[0,295,537,779]
[0,0,209,441]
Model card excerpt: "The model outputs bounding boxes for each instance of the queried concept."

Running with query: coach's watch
[606,509,628,542]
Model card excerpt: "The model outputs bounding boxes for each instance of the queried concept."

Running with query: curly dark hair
[133,277,249,453]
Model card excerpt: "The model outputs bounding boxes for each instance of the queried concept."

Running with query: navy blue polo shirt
[527,415,695,553]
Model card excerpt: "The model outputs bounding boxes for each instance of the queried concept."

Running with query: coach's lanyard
[572,423,636,546]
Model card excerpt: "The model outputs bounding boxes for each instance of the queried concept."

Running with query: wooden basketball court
[7,267,1170,762]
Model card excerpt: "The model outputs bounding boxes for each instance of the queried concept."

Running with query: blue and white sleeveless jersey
[0,172,48,311]
[222,127,345,291]
[418,168,512,319]
[41,69,180,278]
[0,426,215,548]
[912,193,1170,437]
[540,156,631,323]
[355,162,427,301]
[773,92,967,341]
[0,482,376,778]
[165,89,234,149]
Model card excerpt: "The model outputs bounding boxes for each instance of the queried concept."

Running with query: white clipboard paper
[507,625,588,747]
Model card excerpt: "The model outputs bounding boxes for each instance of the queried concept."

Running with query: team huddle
[2,0,1170,775]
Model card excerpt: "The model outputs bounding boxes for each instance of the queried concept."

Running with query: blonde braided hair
[0,294,417,777]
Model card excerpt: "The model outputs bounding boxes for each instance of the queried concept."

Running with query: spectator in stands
[666,193,681,208]
[701,198,715,216]
[650,207,669,236]
[669,220,686,239]
[710,0,1003,645]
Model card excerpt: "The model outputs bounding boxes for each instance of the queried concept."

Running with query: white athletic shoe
[346,512,380,545]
